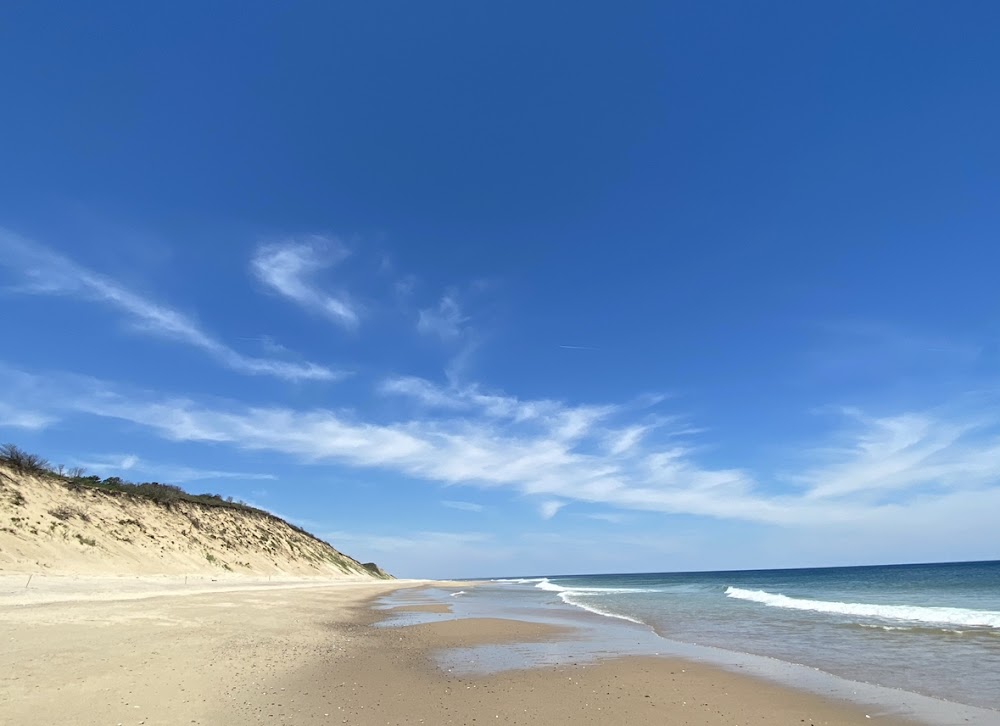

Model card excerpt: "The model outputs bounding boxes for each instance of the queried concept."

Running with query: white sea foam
[558,592,645,624]
[529,578,649,624]
[859,623,913,632]
[725,587,1000,629]
[535,578,571,592]
[450,590,467,597]
[533,578,651,594]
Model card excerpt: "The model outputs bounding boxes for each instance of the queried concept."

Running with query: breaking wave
[725,587,1000,629]
[529,578,650,624]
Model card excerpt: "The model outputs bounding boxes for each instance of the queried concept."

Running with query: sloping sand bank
[0,464,386,578]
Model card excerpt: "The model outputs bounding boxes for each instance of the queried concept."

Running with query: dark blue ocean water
[492,560,1000,711]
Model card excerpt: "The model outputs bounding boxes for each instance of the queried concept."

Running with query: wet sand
[275,604,917,726]
[1,582,920,725]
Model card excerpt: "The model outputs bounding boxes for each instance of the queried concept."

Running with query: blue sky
[2,3,999,578]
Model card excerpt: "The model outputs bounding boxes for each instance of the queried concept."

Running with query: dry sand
[0,572,388,607]
[1,581,918,725]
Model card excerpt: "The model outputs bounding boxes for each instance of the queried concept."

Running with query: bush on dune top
[4,444,280,518]
[0,442,374,573]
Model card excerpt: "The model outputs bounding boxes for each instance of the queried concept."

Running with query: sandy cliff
[0,460,390,578]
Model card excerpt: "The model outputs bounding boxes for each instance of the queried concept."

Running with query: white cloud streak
[606,424,650,456]
[539,500,566,519]
[72,453,276,484]
[6,367,1000,539]
[251,238,360,329]
[417,295,467,340]
[0,403,56,430]
[379,376,599,427]
[581,512,627,524]
[323,529,508,578]
[325,530,492,553]
[442,500,485,512]
[795,410,999,500]
[0,229,341,382]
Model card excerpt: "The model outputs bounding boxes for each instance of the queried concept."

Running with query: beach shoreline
[2,577,959,725]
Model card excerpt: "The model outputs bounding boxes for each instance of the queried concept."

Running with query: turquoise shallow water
[501,562,1000,709]
[507,560,1000,711]
[377,560,1000,724]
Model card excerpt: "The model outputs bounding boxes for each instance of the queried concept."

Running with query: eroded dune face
[0,463,389,578]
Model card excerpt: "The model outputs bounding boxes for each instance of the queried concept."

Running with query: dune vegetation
[0,444,391,578]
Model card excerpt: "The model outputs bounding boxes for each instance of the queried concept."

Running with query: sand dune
[0,462,389,579]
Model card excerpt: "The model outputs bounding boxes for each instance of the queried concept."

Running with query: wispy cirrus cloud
[580,512,627,524]
[323,529,507,577]
[794,408,1000,501]
[417,294,468,340]
[605,424,651,456]
[71,453,276,484]
[0,403,56,430]
[6,366,1000,542]
[251,237,360,329]
[0,229,341,382]
[324,530,493,553]
[539,500,566,519]
[326,527,703,578]
[412,287,492,384]
[380,375,560,418]
[442,500,485,512]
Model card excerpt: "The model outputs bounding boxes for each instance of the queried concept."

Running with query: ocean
[380,560,1000,723]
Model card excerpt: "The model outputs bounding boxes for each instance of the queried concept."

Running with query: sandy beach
[1,580,920,725]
